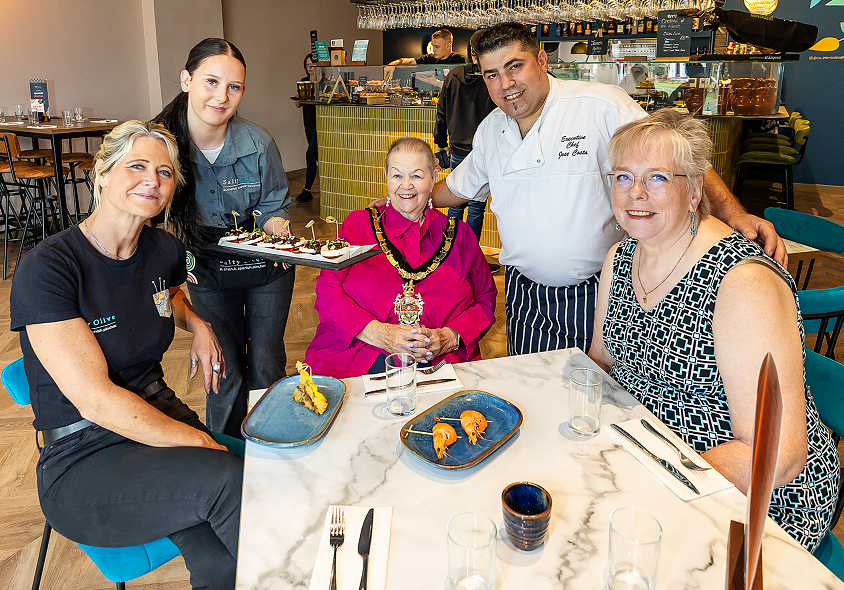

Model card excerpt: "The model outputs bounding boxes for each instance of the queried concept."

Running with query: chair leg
[31,521,52,590]
[803,258,816,291]
[784,165,794,210]
[116,583,126,590]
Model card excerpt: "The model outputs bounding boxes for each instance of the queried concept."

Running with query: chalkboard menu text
[657,10,692,58]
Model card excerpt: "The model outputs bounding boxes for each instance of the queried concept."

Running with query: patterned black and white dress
[604,232,840,552]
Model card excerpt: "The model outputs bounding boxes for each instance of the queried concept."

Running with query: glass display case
[312,64,460,106]
[546,59,788,117]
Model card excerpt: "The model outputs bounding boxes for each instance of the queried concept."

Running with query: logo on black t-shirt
[151,278,172,318]
[89,315,117,334]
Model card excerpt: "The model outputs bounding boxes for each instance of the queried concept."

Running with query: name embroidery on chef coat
[558,134,589,159]
[221,176,260,193]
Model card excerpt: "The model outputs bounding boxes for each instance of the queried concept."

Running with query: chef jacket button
[210,190,215,194]
[536,159,541,163]
[212,213,218,217]
[502,129,505,134]
[274,262,278,267]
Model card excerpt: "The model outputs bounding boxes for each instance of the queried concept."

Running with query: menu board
[587,38,609,56]
[657,10,692,58]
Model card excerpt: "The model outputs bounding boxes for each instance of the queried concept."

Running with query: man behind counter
[389,29,465,65]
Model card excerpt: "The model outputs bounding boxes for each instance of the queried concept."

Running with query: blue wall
[723,0,844,186]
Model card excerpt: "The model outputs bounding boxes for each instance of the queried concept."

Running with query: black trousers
[188,267,295,437]
[304,123,318,190]
[37,388,243,590]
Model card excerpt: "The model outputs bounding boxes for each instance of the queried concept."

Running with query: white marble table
[236,349,842,589]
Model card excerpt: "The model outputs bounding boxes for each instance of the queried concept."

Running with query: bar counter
[310,101,502,249]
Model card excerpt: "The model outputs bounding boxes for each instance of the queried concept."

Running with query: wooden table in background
[0,119,121,229]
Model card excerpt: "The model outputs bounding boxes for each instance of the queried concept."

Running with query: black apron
[188,224,289,291]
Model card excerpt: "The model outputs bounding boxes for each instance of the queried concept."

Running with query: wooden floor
[0,177,841,588]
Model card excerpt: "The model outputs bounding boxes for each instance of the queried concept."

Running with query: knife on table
[358,508,374,590]
[365,378,458,396]
[610,424,700,495]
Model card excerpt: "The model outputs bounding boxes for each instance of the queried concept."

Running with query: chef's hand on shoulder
[730,212,788,267]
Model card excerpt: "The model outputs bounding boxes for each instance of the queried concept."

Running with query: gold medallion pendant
[394,281,425,325]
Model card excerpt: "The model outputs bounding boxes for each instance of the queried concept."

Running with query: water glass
[62,109,73,126]
[0,108,4,122]
[385,353,416,416]
[15,104,23,120]
[568,368,603,436]
[447,512,496,590]
[29,109,40,126]
[74,107,83,122]
[608,507,662,590]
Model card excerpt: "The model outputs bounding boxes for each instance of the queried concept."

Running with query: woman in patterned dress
[588,108,839,552]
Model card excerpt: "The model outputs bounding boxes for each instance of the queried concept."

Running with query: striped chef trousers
[504,266,599,356]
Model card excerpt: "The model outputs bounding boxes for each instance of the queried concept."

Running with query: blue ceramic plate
[241,374,346,447]
[400,390,523,470]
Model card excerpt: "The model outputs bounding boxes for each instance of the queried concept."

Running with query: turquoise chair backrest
[804,348,844,438]
[1,357,30,405]
[765,208,844,253]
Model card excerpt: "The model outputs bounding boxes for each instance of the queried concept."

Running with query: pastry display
[292,361,327,415]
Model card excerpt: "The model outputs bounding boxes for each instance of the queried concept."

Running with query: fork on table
[369,359,446,381]
[640,419,711,475]
[329,506,345,590]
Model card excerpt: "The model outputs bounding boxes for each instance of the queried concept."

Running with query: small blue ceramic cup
[501,481,552,551]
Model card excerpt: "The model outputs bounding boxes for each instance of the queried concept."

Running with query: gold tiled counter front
[316,104,501,249]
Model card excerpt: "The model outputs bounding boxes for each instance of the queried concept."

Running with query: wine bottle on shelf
[569,21,576,36]
[562,21,568,36]
[585,21,592,36]
[637,19,644,34]
[555,23,562,37]
[576,21,583,36]
[608,19,616,35]
[645,18,653,33]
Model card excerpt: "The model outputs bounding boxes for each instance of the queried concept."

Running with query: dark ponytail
[152,38,246,249]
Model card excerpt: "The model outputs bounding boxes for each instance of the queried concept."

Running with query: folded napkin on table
[28,125,57,129]
[309,505,392,590]
[3,121,24,125]
[361,362,463,402]
[608,417,733,502]
[89,119,118,123]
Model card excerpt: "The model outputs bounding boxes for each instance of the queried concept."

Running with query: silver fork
[640,419,711,472]
[329,506,344,590]
[420,359,447,375]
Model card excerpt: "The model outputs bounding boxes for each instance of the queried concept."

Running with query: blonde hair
[431,29,453,43]
[384,137,436,178]
[92,120,184,215]
[608,108,711,217]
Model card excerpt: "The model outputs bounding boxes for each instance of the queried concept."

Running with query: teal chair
[764,207,844,290]
[1,356,243,589]
[805,348,844,581]
[799,287,844,360]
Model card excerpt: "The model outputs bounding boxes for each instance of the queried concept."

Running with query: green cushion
[738,152,797,165]
[765,208,844,252]
[744,135,791,145]
[741,144,798,156]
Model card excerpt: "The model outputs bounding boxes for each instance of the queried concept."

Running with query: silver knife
[358,508,374,590]
[611,424,700,495]
[365,377,457,396]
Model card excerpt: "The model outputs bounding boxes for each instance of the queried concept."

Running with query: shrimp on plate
[460,410,488,445]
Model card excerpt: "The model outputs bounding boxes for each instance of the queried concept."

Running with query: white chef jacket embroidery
[447,75,647,287]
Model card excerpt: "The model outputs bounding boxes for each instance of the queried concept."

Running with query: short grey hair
[384,137,436,178]
[608,108,711,218]
[92,120,184,215]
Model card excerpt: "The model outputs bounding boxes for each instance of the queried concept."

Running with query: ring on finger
[212,362,221,374]
[190,358,198,368]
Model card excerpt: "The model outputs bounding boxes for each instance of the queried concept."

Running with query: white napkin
[361,362,463,402]
[309,506,392,590]
[89,119,118,123]
[27,125,57,129]
[608,417,733,502]
[3,121,24,125]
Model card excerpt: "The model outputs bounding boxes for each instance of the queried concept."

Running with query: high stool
[79,158,96,216]
[46,152,94,224]
[0,133,68,278]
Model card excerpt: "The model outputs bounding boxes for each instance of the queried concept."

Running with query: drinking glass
[74,107,84,122]
[608,507,662,590]
[568,368,603,436]
[62,110,73,126]
[0,108,4,122]
[29,109,40,126]
[15,104,23,120]
[385,353,416,416]
[447,512,497,590]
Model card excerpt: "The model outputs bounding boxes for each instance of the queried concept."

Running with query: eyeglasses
[606,170,687,192]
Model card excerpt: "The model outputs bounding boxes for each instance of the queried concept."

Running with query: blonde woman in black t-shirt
[10,121,242,589]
